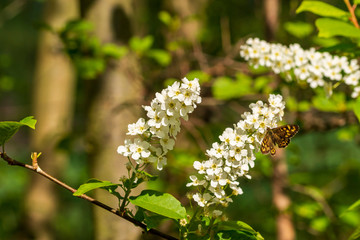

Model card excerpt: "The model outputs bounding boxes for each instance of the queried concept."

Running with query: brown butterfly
[261,125,299,155]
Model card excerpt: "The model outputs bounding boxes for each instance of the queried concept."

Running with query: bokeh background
[0,0,360,239]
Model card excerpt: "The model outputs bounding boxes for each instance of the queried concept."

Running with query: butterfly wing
[277,138,290,148]
[261,133,276,155]
[262,125,299,155]
[273,125,299,139]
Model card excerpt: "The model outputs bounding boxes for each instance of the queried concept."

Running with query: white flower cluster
[117,78,201,170]
[240,38,360,98]
[187,94,285,208]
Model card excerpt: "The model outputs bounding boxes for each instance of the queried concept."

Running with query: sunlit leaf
[186,70,211,83]
[129,190,186,220]
[102,44,128,59]
[310,216,329,232]
[0,116,37,146]
[315,18,360,38]
[74,179,119,196]
[212,74,253,100]
[296,1,349,19]
[345,199,360,213]
[284,21,314,38]
[158,11,172,25]
[129,36,154,54]
[146,49,171,66]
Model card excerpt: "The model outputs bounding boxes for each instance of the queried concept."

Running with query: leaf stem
[120,164,139,213]
[344,0,360,28]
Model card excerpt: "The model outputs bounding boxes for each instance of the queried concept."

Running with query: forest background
[0,0,360,240]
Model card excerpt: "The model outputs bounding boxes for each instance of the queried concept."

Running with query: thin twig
[344,0,359,28]
[0,152,178,240]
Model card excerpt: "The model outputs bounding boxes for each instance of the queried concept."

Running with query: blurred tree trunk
[264,0,280,41]
[26,0,78,239]
[84,0,144,239]
[271,152,295,240]
[264,1,295,240]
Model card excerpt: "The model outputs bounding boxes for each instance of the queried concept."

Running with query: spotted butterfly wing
[277,138,290,148]
[261,125,299,155]
[260,133,276,155]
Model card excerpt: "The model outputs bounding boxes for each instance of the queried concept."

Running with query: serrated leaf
[144,214,166,230]
[0,116,37,146]
[353,98,360,123]
[129,190,186,220]
[296,1,349,19]
[74,179,119,196]
[315,18,360,38]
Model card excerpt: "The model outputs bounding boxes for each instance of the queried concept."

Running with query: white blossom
[188,94,285,207]
[240,38,360,98]
[118,78,201,170]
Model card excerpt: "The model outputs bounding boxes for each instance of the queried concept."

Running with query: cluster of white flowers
[117,78,201,170]
[187,94,285,208]
[240,38,360,98]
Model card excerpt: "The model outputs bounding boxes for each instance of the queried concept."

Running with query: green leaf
[296,1,349,19]
[158,11,172,26]
[19,116,37,129]
[355,0,360,4]
[102,44,128,59]
[310,216,329,232]
[318,42,358,53]
[129,36,154,54]
[312,91,347,112]
[348,225,360,240]
[315,18,360,38]
[129,190,186,220]
[212,74,252,100]
[216,230,261,240]
[284,21,314,38]
[146,49,171,66]
[143,214,167,230]
[216,221,263,240]
[185,70,211,83]
[343,199,360,215]
[0,116,37,146]
[254,76,271,92]
[74,179,119,196]
[134,208,146,222]
[353,98,360,122]
[123,170,157,189]
[312,37,340,47]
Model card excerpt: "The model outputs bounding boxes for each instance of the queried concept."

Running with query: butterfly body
[261,125,299,155]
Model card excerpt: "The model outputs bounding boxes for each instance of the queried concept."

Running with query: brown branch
[0,152,178,240]
[344,0,360,28]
